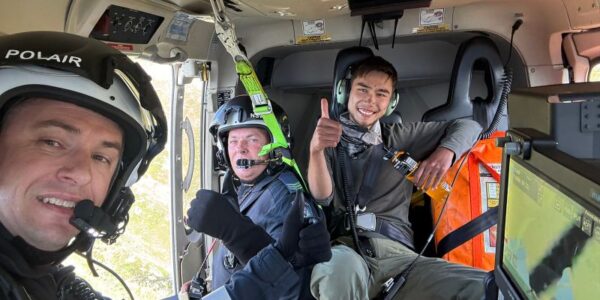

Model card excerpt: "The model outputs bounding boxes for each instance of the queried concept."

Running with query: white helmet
[0,31,167,245]
[209,95,291,171]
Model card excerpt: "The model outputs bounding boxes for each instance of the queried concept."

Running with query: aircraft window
[64,58,174,299]
[181,75,205,215]
[589,62,600,82]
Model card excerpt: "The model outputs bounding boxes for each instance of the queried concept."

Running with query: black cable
[188,239,215,299]
[385,21,524,290]
[480,69,512,139]
[84,243,99,277]
[75,252,135,300]
[384,21,527,300]
[359,19,366,47]
[338,146,367,258]
[368,20,379,50]
[392,18,399,48]
[481,18,521,139]
[504,19,523,69]
[382,147,473,299]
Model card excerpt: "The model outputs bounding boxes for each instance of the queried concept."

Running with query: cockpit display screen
[502,157,600,299]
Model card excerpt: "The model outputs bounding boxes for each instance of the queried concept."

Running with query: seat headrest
[422,37,507,132]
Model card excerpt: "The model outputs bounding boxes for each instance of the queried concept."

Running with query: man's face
[227,127,269,182]
[347,71,394,129]
[0,98,123,251]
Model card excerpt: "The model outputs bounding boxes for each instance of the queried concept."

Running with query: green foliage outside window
[64,58,174,299]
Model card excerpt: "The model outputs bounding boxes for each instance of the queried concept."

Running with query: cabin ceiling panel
[0,0,71,35]
[562,0,600,30]
[161,0,349,19]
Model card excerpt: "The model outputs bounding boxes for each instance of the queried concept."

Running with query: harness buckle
[223,251,237,269]
[355,204,366,213]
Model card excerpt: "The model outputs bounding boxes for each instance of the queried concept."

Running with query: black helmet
[209,95,290,171]
[0,31,167,244]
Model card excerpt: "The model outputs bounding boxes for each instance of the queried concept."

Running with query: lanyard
[209,0,306,189]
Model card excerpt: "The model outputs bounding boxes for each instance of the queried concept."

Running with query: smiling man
[226,126,270,183]
[186,95,330,299]
[308,54,486,299]
[0,31,166,299]
[346,70,394,129]
[0,98,123,252]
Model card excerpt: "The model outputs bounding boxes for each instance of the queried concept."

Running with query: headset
[334,64,400,117]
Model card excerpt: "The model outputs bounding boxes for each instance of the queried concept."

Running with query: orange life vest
[430,131,504,271]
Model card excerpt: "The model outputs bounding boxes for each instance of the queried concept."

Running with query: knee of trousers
[310,245,370,290]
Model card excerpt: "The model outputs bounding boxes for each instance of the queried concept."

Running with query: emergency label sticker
[106,43,134,51]
[296,34,332,45]
[302,20,325,35]
[480,163,501,253]
[486,182,500,207]
[166,11,195,42]
[412,23,451,34]
[420,8,444,26]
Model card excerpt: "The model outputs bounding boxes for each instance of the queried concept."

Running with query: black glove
[293,208,332,267]
[274,193,305,259]
[186,189,272,264]
[275,194,332,268]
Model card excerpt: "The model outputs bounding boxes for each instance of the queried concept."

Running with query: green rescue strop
[210,0,306,189]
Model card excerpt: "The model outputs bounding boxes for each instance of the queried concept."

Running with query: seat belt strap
[436,206,498,257]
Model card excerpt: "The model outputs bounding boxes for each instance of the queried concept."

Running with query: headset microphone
[70,199,117,238]
[236,158,280,169]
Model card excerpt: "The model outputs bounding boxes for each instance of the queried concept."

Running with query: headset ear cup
[335,79,349,106]
[385,91,400,116]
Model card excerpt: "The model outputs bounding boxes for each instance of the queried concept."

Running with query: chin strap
[209,0,306,190]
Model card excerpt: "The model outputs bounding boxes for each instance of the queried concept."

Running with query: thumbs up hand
[320,97,331,120]
[310,98,342,153]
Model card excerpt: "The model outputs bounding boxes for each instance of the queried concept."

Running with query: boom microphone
[70,199,117,238]
[236,158,273,169]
